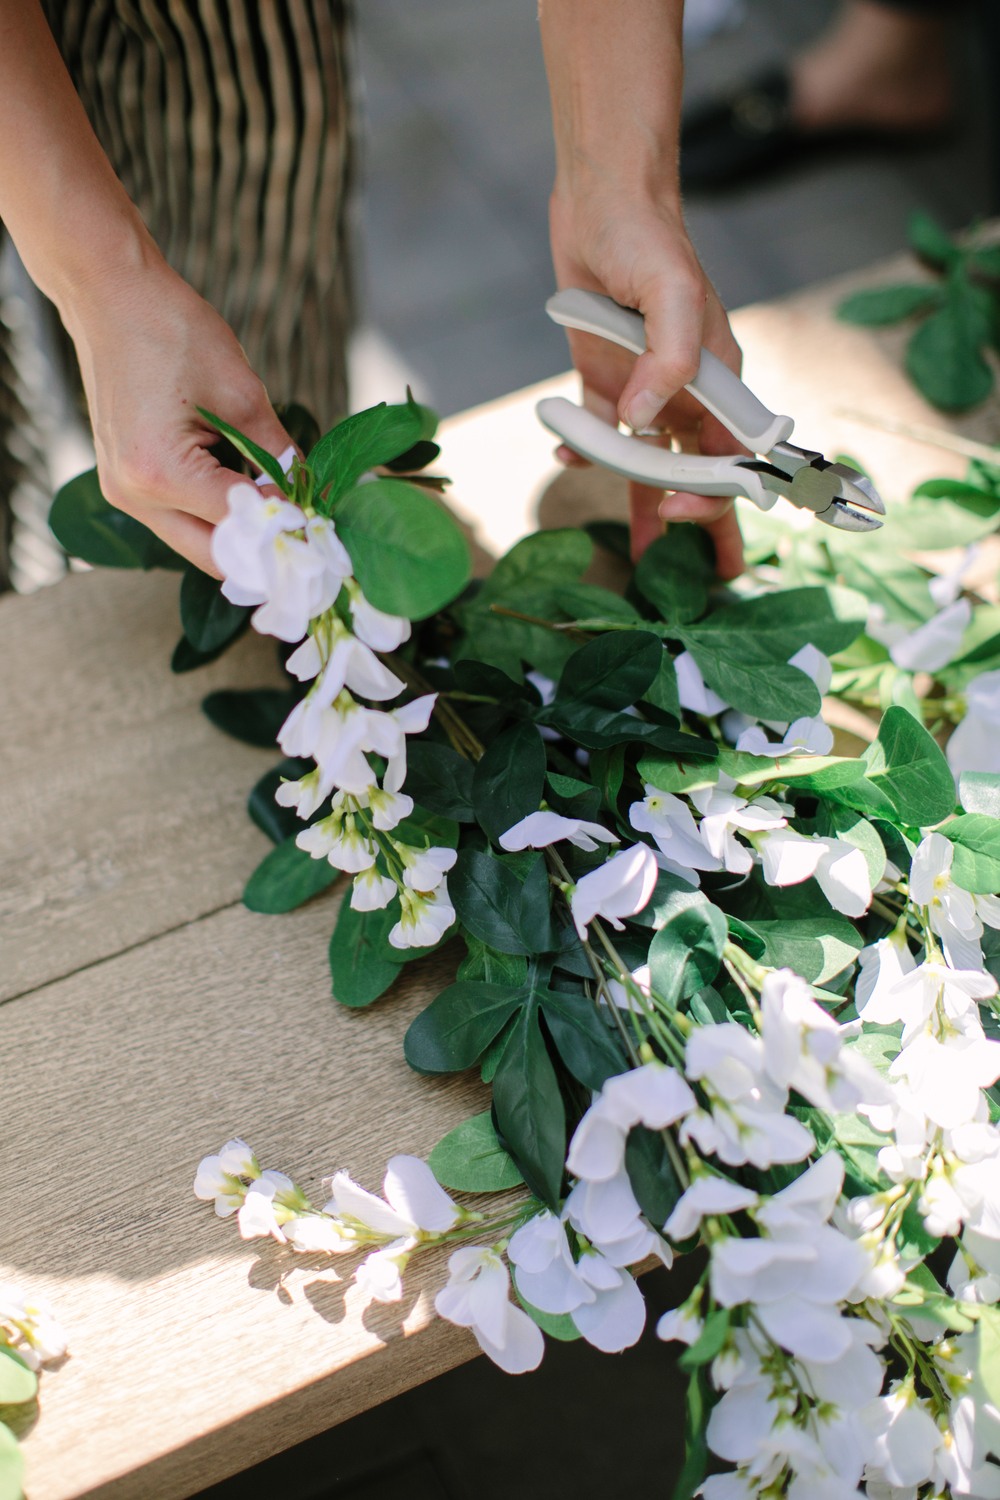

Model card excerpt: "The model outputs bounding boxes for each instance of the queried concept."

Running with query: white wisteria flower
[675,650,729,715]
[566,1061,695,1183]
[350,866,397,912]
[0,1285,68,1370]
[237,1169,301,1243]
[325,1154,461,1245]
[759,969,889,1112]
[910,831,1000,969]
[285,624,405,704]
[435,1247,544,1373]
[296,809,378,873]
[499,809,619,853]
[889,597,973,673]
[193,1138,259,1215]
[665,1175,759,1242]
[396,843,458,892]
[355,1237,417,1303]
[388,882,456,949]
[569,843,658,939]
[345,580,412,652]
[754,827,873,918]
[682,1023,815,1169]
[947,670,1000,777]
[507,1211,647,1352]
[628,786,722,871]
[688,777,788,875]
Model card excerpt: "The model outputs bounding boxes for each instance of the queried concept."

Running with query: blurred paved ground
[350,0,994,415]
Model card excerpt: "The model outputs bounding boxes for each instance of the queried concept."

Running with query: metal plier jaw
[537,289,885,533]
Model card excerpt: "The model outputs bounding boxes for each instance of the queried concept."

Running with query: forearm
[0,2,156,321]
[539,0,686,203]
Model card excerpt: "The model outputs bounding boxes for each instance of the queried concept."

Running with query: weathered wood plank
[0,572,285,1002]
[0,900,492,1499]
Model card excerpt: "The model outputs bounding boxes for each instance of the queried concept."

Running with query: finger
[151,506,221,576]
[704,507,745,582]
[629,482,667,563]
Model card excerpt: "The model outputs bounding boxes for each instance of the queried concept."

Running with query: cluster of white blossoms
[212,481,458,950]
[0,1283,67,1372]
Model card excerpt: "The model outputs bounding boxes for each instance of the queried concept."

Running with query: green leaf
[428,1112,525,1192]
[457,938,528,988]
[402,743,476,822]
[474,528,593,609]
[171,630,247,674]
[914,477,1000,517]
[680,634,820,720]
[202,687,299,747]
[908,209,959,268]
[817,802,887,889]
[404,981,524,1073]
[642,651,681,722]
[636,748,858,796]
[179,566,250,654]
[539,991,628,1090]
[945,814,1000,894]
[197,406,292,491]
[634,527,714,624]
[960,772,1000,819]
[308,394,436,505]
[672,1367,711,1500]
[557,630,663,712]
[247,758,314,843]
[328,900,402,1008]
[49,468,184,570]
[976,1305,1000,1410]
[0,1348,37,1406]
[333,478,471,618]
[538,698,716,757]
[863,706,956,826]
[473,723,547,844]
[243,836,340,913]
[451,849,554,956]
[546,772,603,823]
[749,914,863,985]
[493,1003,566,1209]
[648,894,727,1006]
[905,283,994,411]
[0,1421,24,1500]
[678,1308,731,1371]
[836,283,944,326]
[625,1125,683,1227]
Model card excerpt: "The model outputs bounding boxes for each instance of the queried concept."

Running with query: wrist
[39,210,166,335]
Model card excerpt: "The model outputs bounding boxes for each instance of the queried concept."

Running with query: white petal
[383,1156,460,1233]
[571,1271,646,1352]
[474,1303,545,1374]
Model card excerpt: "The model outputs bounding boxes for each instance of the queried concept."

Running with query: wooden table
[1,254,991,1499]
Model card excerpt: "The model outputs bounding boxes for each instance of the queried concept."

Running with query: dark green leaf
[402,742,476,822]
[308,394,437,505]
[625,1125,683,1227]
[451,850,542,956]
[474,528,593,609]
[383,438,441,473]
[538,698,716,756]
[836,283,944,326]
[333,478,471,618]
[649,895,727,1006]
[908,209,959,269]
[274,401,320,455]
[556,630,663,712]
[429,1112,525,1191]
[49,468,184,570]
[589,744,627,813]
[546,772,603,823]
[540,991,628,1089]
[642,652,681,721]
[905,289,993,411]
[726,916,766,961]
[328,899,402,1008]
[243,836,340,913]
[473,722,547,843]
[634,527,714,625]
[179,566,250,653]
[457,937,528,988]
[404,982,524,1073]
[202,687,299,747]
[945,815,1000,894]
[197,406,292,490]
[914,478,1000,517]
[685,586,864,661]
[171,628,249,674]
[680,636,820,720]
[493,1004,566,1208]
[863,706,956,826]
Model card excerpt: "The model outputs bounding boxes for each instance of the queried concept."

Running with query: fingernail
[624,390,663,433]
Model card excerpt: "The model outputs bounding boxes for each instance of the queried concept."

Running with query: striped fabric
[0,0,356,589]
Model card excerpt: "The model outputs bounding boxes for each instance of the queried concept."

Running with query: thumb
[618,264,707,434]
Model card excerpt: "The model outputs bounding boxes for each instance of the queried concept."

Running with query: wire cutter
[537,289,885,532]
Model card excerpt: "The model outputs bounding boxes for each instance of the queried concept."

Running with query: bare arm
[539,0,744,575]
[0,2,292,573]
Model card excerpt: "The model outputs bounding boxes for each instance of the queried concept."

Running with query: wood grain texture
[5,249,997,1499]
[0,571,285,1003]
[0,901,492,1499]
